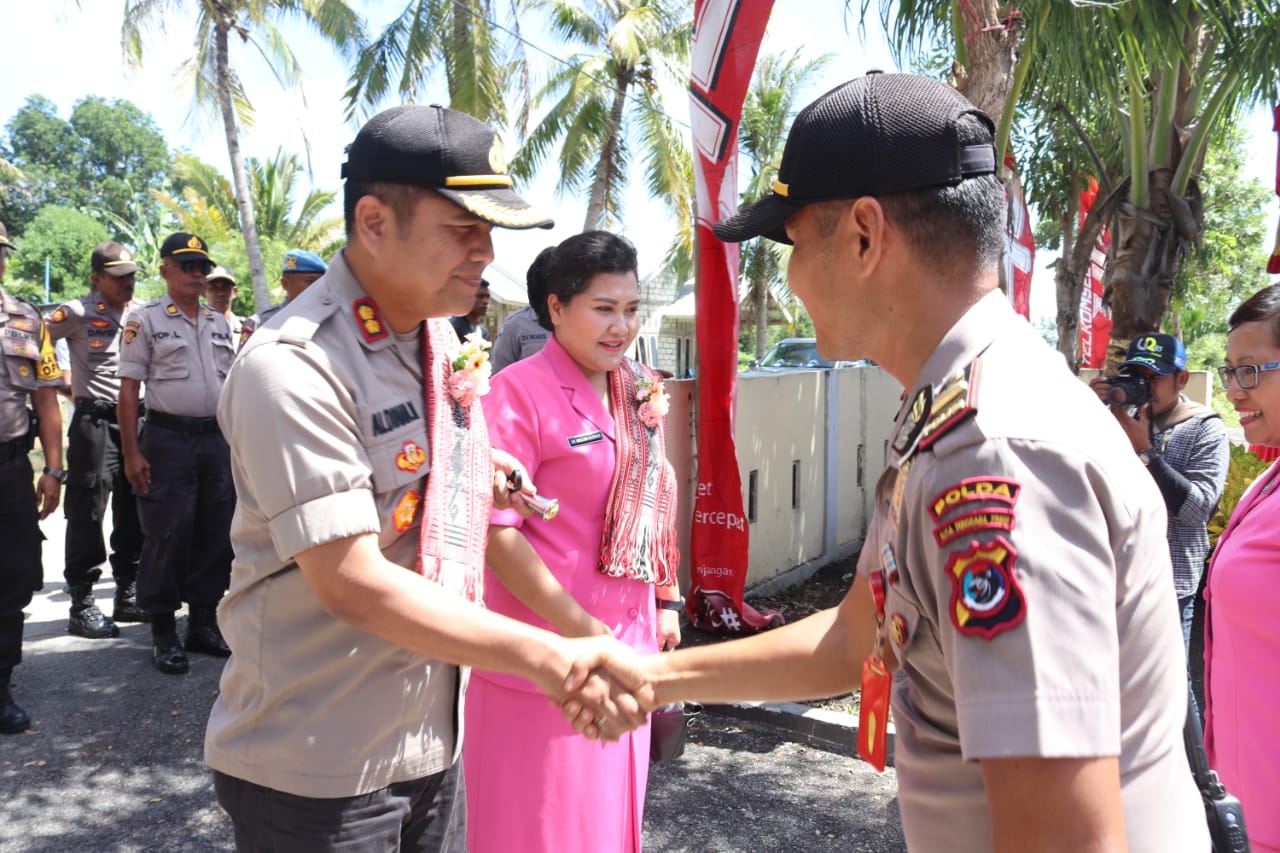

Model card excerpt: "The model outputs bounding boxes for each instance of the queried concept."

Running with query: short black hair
[525,246,556,326]
[1229,283,1280,347]
[535,231,639,331]
[343,181,432,237]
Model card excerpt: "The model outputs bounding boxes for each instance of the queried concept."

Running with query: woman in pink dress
[1205,283,1280,853]
[465,231,682,852]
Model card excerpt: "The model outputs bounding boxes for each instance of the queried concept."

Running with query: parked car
[744,337,871,372]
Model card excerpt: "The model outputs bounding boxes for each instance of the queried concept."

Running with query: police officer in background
[0,221,65,733]
[47,242,148,639]
[490,247,552,373]
[118,232,236,675]
[204,266,246,348]
[568,74,1209,852]
[238,249,327,345]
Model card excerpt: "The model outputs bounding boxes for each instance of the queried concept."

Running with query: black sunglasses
[177,258,214,275]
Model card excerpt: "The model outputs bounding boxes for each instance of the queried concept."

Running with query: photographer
[1091,334,1228,679]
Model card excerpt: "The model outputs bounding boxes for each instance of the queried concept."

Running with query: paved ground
[0,511,904,852]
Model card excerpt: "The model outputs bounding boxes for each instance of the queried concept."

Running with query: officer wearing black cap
[0,220,65,734]
[118,232,236,675]
[46,242,148,639]
[566,74,1208,851]
[207,104,642,852]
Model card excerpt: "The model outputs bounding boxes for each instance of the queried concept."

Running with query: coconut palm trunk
[584,75,630,232]
[213,21,270,312]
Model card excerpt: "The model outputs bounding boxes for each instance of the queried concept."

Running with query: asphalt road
[1,511,904,852]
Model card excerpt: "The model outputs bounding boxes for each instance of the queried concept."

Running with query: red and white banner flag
[1268,105,1279,275]
[1078,177,1112,368]
[1003,156,1035,318]
[687,0,780,632]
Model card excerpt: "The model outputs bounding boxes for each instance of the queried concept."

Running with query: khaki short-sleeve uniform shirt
[0,290,62,441]
[117,294,233,417]
[46,294,138,401]
[865,292,1208,852]
[206,251,461,799]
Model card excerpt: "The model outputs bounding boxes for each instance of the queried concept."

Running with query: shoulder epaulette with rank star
[917,358,980,451]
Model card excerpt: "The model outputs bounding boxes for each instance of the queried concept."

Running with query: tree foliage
[6,206,110,301]
[1,95,172,238]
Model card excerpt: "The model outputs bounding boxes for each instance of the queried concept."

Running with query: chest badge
[88,318,111,329]
[395,441,427,474]
[393,489,421,533]
[889,612,909,647]
[89,339,106,350]
[568,430,604,447]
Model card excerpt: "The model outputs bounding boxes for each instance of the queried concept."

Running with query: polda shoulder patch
[945,534,1026,639]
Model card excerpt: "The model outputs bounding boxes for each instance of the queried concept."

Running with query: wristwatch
[1137,448,1158,467]
[657,598,685,612]
[42,466,68,483]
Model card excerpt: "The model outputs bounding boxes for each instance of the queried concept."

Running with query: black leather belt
[74,397,119,422]
[146,410,220,434]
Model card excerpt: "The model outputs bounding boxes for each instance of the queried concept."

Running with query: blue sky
[3,0,1276,325]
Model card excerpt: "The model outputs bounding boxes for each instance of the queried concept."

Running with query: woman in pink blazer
[1205,283,1280,853]
[465,231,681,852]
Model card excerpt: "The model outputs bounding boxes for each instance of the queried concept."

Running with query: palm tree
[738,49,831,359]
[157,151,342,252]
[512,0,693,232]
[344,0,527,127]
[122,0,361,311]
[868,0,1280,364]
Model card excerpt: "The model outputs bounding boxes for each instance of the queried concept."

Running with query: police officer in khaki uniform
[118,232,236,675]
[237,249,327,346]
[0,220,65,734]
[207,105,647,852]
[568,74,1209,851]
[47,242,147,639]
[203,265,246,349]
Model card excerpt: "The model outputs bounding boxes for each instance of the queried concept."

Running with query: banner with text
[1078,177,1112,369]
[687,0,780,632]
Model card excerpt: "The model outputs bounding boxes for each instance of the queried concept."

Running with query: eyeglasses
[1217,361,1280,390]
[177,259,213,275]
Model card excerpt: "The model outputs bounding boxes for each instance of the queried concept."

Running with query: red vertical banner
[1002,156,1035,318]
[687,0,780,632]
[1078,177,1112,369]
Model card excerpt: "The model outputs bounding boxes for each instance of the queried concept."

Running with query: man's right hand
[125,451,151,494]
[559,641,660,739]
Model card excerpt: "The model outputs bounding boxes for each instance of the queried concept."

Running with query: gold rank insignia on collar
[352,297,388,343]
[166,304,179,315]
[96,301,107,313]
[202,307,212,318]
[917,358,980,451]
[892,384,931,457]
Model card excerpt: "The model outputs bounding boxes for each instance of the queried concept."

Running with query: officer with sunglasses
[118,232,237,675]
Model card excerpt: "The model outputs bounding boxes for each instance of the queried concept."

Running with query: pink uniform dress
[464,336,657,853]
[1205,460,1280,853]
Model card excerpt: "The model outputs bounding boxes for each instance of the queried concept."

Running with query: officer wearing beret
[207,104,645,851]
[0,221,65,734]
[238,249,327,345]
[46,241,148,639]
[568,74,1208,851]
[118,232,236,675]
[203,266,247,349]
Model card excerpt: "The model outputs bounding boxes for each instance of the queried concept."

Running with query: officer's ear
[352,194,390,247]
[1176,370,1189,390]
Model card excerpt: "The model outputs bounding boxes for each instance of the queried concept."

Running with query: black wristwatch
[42,466,68,483]
[657,598,685,612]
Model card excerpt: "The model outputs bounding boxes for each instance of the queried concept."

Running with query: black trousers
[134,423,234,614]
[0,452,42,672]
[213,761,467,853]
[63,401,143,587]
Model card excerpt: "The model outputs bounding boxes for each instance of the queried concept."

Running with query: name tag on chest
[568,430,604,447]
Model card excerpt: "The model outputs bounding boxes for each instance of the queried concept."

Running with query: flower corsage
[635,374,670,429]
[448,332,492,407]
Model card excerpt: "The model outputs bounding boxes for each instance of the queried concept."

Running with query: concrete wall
[663,366,903,590]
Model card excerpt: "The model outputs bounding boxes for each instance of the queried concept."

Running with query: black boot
[67,584,120,639]
[0,669,30,735]
[184,605,231,658]
[150,612,189,675]
[111,580,149,624]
